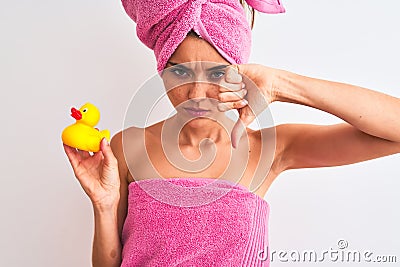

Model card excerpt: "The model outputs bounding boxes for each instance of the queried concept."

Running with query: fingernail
[226,69,234,81]
[102,138,109,146]
[232,139,238,149]
[217,103,227,112]
[241,99,248,105]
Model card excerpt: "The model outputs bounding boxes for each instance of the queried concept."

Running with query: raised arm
[275,69,400,142]
[218,64,400,170]
[273,69,400,170]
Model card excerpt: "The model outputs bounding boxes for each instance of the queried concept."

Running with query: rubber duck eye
[82,108,88,113]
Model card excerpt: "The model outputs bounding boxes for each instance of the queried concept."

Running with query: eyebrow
[166,61,229,71]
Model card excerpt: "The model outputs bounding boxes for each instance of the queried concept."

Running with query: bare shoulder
[110,127,147,240]
[122,122,162,139]
[257,124,290,176]
[119,125,146,139]
[257,124,286,153]
[110,127,145,177]
[113,126,146,149]
[239,126,286,196]
[110,130,128,182]
[111,124,162,180]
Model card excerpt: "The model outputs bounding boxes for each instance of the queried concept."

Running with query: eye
[170,68,190,78]
[209,71,225,80]
[82,108,88,113]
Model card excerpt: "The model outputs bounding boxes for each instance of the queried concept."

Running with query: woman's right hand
[218,64,278,148]
[63,138,120,209]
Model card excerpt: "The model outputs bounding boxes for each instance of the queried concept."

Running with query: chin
[186,117,211,128]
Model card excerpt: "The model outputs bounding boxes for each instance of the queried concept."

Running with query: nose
[188,82,209,102]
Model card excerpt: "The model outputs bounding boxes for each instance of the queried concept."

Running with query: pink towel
[121,178,271,266]
[121,0,285,74]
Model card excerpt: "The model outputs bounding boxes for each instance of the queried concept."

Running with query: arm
[92,204,121,267]
[110,131,129,247]
[276,70,400,142]
[63,136,127,267]
[219,64,400,169]
[276,122,400,170]
[273,69,400,170]
[92,132,129,267]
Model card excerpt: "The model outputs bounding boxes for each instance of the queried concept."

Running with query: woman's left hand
[218,64,277,148]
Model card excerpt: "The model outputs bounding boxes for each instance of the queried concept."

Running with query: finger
[92,148,104,162]
[100,138,118,168]
[218,66,243,93]
[217,99,248,112]
[218,88,247,102]
[225,66,242,83]
[231,107,256,149]
[77,149,91,160]
[63,143,81,170]
[219,81,242,93]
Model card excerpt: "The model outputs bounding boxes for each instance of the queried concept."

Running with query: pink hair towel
[121,178,271,266]
[121,0,285,73]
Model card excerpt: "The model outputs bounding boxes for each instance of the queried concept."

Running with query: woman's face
[161,35,231,127]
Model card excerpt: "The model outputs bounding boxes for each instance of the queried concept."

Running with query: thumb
[232,64,251,80]
[100,138,117,167]
[231,106,256,149]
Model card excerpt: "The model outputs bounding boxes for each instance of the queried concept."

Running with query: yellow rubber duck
[62,103,110,152]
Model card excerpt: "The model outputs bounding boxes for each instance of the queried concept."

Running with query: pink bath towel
[121,0,285,73]
[121,178,271,266]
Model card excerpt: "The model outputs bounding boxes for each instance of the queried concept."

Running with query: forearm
[92,204,122,267]
[273,69,400,142]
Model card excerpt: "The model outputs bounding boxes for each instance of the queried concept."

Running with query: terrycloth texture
[121,0,285,73]
[121,178,271,266]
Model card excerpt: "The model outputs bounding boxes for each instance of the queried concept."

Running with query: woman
[64,0,400,266]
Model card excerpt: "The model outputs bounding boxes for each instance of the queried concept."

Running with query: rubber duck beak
[71,107,82,120]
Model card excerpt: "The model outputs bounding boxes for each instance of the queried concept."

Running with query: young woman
[64,1,400,266]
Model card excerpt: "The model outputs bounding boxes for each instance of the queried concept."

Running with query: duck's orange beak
[71,107,82,120]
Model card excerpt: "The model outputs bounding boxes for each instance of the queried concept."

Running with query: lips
[184,107,210,117]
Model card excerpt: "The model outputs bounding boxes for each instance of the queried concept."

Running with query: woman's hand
[63,138,120,209]
[218,64,277,148]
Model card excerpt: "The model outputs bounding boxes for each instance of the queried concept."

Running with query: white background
[1,0,399,266]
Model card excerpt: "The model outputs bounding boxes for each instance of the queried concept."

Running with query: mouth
[184,107,210,117]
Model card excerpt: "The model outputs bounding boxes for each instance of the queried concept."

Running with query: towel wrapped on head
[121,0,285,74]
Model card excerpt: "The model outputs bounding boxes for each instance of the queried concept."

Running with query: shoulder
[110,131,127,181]
[258,123,330,172]
[121,122,163,140]
[255,124,293,173]
[251,125,284,148]
[111,126,146,155]
[111,126,147,185]
[258,123,293,149]
[110,123,161,165]
[110,126,145,174]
